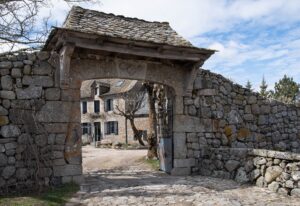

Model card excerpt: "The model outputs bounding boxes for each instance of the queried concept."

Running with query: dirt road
[82,145,150,173]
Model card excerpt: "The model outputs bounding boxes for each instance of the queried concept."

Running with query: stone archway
[41,6,214,180]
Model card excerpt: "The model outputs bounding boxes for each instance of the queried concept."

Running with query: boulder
[265,166,283,183]
[291,188,300,197]
[225,160,240,172]
[235,167,249,183]
[268,181,279,192]
[0,125,21,138]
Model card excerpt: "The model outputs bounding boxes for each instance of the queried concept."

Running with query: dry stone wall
[181,69,300,195]
[0,51,82,192]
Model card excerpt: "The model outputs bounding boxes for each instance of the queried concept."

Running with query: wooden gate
[157,87,174,173]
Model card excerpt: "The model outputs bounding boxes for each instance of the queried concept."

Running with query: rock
[292,171,300,181]
[250,169,261,180]
[254,157,267,165]
[34,134,48,147]
[268,181,279,192]
[225,160,240,172]
[16,168,28,180]
[198,89,216,96]
[193,77,203,89]
[45,88,61,100]
[23,65,31,74]
[235,167,249,183]
[258,115,268,125]
[11,68,22,78]
[285,180,294,188]
[53,165,82,177]
[16,86,42,99]
[2,166,16,179]
[0,153,8,166]
[256,176,265,187]
[0,61,12,69]
[173,133,187,159]
[278,188,289,196]
[0,125,21,138]
[0,145,5,152]
[39,168,52,177]
[0,106,8,116]
[171,167,191,176]
[8,156,15,164]
[291,188,300,197]
[22,76,54,87]
[228,110,243,124]
[33,61,53,75]
[265,166,283,183]
[174,158,195,168]
[37,51,50,60]
[0,116,9,126]
[5,142,17,150]
[1,75,13,90]
[248,96,257,104]
[13,61,23,68]
[0,91,16,99]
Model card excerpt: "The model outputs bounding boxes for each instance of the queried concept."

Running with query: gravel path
[66,146,300,206]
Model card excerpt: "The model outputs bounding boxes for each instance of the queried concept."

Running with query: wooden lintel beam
[65,37,201,62]
[59,43,75,88]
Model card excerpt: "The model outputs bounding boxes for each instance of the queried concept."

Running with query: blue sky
[36,0,300,91]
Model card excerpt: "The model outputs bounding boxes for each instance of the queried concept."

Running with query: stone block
[45,88,61,100]
[0,153,8,166]
[37,101,80,123]
[268,181,279,192]
[265,166,283,183]
[72,175,84,184]
[0,116,9,126]
[173,132,187,159]
[0,125,20,138]
[44,123,68,133]
[16,86,42,99]
[0,61,12,69]
[171,167,191,176]
[53,164,82,177]
[173,115,204,133]
[13,61,23,68]
[4,142,17,150]
[22,75,54,87]
[37,51,50,60]
[0,106,8,116]
[1,75,13,90]
[174,158,195,168]
[198,89,216,96]
[33,61,53,75]
[11,68,22,78]
[34,134,47,147]
[291,188,300,197]
[0,91,16,99]
[2,166,16,179]
[225,160,240,172]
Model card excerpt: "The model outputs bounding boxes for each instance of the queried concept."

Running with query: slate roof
[62,6,194,48]
[80,79,138,99]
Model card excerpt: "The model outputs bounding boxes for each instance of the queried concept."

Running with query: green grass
[0,183,79,206]
[144,159,160,171]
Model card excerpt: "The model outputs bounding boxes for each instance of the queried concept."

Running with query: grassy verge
[0,183,79,206]
[144,158,160,171]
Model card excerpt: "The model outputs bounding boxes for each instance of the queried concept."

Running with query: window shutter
[104,100,107,112]
[114,121,118,135]
[104,122,107,135]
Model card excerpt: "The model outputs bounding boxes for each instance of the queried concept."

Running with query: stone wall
[177,68,300,195]
[0,51,82,192]
[184,69,300,153]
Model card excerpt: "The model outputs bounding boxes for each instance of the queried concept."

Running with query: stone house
[80,79,149,145]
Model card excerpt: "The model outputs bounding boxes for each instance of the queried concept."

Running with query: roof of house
[80,79,139,99]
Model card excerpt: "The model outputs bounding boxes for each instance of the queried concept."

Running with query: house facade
[80,79,150,145]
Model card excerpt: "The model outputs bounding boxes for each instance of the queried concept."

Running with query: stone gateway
[0,6,299,197]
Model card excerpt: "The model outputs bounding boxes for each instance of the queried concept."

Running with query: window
[94,122,101,141]
[82,123,91,135]
[105,99,113,111]
[105,121,118,135]
[94,100,100,113]
[94,87,99,96]
[82,101,87,114]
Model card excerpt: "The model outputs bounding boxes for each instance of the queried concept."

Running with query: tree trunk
[145,83,158,159]
[129,118,145,146]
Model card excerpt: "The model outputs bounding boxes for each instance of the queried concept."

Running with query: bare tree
[144,82,158,159]
[0,0,97,50]
[114,90,146,146]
